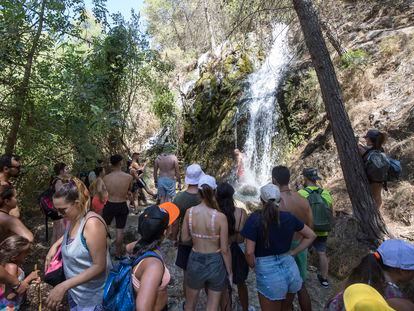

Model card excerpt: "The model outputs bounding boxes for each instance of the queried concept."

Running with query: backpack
[304,188,333,232]
[387,158,402,181]
[364,150,390,183]
[103,250,163,311]
[38,179,62,221]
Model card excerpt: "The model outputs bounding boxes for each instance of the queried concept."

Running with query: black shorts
[102,201,129,229]
[175,244,192,270]
[132,179,147,192]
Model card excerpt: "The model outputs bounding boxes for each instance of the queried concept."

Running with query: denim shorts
[185,250,226,291]
[255,254,302,301]
[313,236,327,252]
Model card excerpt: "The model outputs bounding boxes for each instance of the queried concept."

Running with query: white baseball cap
[260,183,281,204]
[198,174,217,190]
[377,239,414,270]
[185,164,205,185]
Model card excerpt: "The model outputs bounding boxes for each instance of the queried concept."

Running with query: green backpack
[304,188,333,232]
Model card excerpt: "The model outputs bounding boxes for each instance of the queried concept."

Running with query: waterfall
[242,24,290,187]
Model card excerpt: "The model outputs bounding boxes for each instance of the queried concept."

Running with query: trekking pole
[34,264,42,311]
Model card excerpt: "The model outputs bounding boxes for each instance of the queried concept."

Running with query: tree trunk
[292,0,388,242]
[4,0,47,154]
[203,0,216,52]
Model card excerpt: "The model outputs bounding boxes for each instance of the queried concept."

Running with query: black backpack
[364,150,390,183]
[304,188,333,232]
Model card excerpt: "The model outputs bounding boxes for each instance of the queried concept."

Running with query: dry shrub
[386,181,414,225]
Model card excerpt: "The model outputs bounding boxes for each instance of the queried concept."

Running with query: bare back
[186,204,224,253]
[155,154,178,180]
[103,171,132,203]
[0,213,33,242]
[279,189,313,240]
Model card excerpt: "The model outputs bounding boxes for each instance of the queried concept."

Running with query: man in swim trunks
[153,148,181,203]
[234,149,245,183]
[272,166,313,311]
[103,154,133,258]
[0,154,22,218]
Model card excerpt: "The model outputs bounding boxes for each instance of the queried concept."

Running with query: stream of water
[242,24,290,188]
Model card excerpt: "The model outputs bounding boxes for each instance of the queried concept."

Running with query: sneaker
[317,274,329,288]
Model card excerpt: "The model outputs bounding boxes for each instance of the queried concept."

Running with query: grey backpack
[365,150,390,183]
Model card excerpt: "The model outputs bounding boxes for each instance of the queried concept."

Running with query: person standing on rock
[272,166,313,311]
[103,154,133,258]
[358,129,387,209]
[0,154,22,218]
[242,183,315,311]
[234,149,245,183]
[181,175,232,311]
[171,164,203,297]
[299,168,333,288]
[130,152,156,207]
[153,147,181,203]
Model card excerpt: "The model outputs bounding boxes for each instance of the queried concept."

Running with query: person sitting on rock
[126,203,179,311]
[0,235,40,310]
[326,239,414,311]
[242,184,316,311]
[299,168,333,288]
[358,129,387,209]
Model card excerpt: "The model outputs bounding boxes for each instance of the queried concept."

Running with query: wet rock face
[181,43,256,177]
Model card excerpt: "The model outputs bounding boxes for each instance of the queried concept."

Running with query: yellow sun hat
[344,283,395,311]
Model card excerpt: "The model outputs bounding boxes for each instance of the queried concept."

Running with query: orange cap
[159,202,180,225]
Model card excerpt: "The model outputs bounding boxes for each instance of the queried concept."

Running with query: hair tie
[373,251,381,261]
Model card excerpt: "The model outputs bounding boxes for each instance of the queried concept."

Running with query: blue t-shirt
[241,211,304,257]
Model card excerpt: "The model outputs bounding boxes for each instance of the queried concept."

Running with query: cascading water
[242,24,290,187]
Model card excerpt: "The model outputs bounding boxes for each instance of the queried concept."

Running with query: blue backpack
[387,158,402,181]
[103,250,162,311]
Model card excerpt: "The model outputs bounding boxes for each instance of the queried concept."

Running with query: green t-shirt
[173,191,201,243]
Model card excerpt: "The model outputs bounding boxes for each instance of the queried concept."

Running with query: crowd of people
[0,128,412,311]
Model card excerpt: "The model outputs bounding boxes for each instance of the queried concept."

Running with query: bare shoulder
[84,214,106,233]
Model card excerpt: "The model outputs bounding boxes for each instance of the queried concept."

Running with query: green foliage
[0,1,175,208]
[340,49,369,69]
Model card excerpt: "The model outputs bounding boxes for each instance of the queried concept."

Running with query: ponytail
[132,238,162,258]
[261,199,280,247]
[216,182,236,236]
[199,184,220,211]
[372,132,387,150]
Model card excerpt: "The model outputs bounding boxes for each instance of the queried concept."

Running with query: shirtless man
[130,152,155,207]
[272,166,313,311]
[103,154,133,258]
[234,149,245,182]
[153,149,181,203]
[0,154,22,218]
